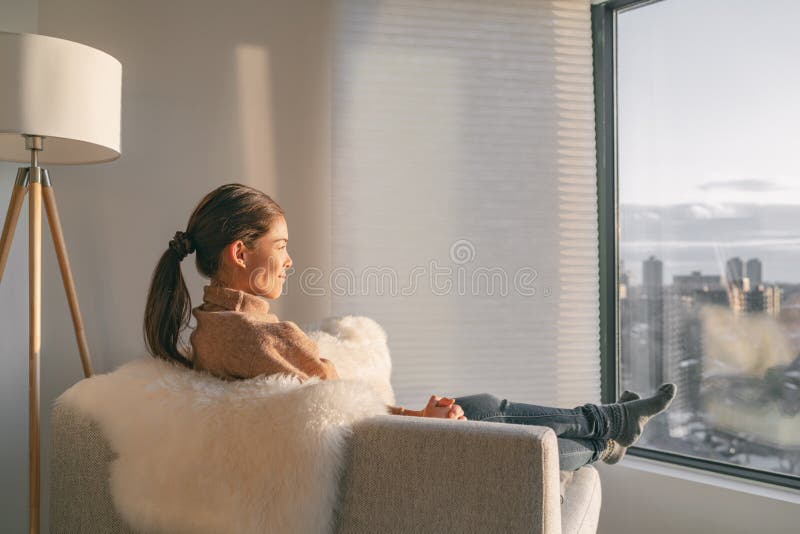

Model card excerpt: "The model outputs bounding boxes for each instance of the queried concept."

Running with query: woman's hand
[421,395,467,420]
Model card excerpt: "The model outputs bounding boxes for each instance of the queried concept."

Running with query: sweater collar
[201,279,277,321]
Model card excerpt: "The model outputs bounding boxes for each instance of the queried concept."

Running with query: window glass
[618,0,800,478]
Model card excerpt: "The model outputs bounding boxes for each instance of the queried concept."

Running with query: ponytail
[143,232,195,368]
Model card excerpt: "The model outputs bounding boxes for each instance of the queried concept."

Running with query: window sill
[616,454,800,504]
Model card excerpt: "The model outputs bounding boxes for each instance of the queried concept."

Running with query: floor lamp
[0,32,121,533]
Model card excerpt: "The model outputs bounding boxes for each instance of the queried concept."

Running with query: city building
[640,256,664,391]
[725,257,744,287]
[746,258,763,286]
[673,271,723,294]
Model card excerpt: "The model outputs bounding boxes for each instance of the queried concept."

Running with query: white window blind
[331,0,599,408]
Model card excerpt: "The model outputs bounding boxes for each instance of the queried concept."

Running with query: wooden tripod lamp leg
[42,174,94,378]
[29,177,42,534]
[0,169,29,284]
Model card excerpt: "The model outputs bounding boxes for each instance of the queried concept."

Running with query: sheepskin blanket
[55,315,395,534]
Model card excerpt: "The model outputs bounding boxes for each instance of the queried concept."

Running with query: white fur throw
[55,315,395,534]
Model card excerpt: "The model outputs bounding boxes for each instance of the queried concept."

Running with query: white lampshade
[0,31,121,165]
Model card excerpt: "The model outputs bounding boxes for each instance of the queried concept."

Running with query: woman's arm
[318,358,340,380]
[387,396,466,419]
[386,404,423,416]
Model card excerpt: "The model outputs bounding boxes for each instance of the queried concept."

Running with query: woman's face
[248,216,292,299]
[222,216,293,299]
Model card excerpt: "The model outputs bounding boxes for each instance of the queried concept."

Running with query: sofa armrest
[334,415,562,534]
[50,403,134,533]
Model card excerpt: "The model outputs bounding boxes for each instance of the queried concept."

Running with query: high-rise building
[725,257,743,286]
[662,289,703,437]
[643,256,663,295]
[764,285,782,317]
[641,256,664,390]
[728,284,746,314]
[746,258,763,287]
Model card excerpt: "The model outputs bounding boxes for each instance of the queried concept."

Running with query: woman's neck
[210,276,255,296]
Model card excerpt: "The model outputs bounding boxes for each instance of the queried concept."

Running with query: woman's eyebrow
[274,238,289,243]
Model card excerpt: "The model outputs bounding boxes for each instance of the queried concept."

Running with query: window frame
[592,0,800,490]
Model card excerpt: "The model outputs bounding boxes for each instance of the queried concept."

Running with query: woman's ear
[224,240,248,269]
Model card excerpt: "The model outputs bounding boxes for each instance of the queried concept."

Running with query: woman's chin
[249,279,284,298]
[267,287,285,300]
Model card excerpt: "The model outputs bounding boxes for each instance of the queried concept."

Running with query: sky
[616,0,800,283]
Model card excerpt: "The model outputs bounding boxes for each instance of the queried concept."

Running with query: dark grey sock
[602,390,640,465]
[610,383,677,447]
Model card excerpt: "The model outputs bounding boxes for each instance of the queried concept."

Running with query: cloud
[643,211,661,221]
[620,238,800,250]
[689,204,713,219]
[697,179,781,192]
[630,210,662,221]
[686,202,740,219]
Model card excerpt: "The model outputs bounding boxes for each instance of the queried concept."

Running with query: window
[595,0,800,488]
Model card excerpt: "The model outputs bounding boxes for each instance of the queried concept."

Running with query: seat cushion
[559,467,602,534]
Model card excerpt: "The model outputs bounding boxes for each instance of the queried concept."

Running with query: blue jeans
[453,393,609,471]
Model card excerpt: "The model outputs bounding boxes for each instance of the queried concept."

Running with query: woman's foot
[601,390,640,465]
[611,383,676,447]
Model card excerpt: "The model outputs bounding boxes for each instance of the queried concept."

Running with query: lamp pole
[27,135,42,534]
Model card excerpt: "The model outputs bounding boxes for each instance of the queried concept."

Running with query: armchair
[51,401,601,533]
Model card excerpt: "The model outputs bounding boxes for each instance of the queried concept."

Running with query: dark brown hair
[143,183,285,367]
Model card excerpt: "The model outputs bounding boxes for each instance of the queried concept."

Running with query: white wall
[597,461,800,534]
[2,1,800,532]
[1,0,332,530]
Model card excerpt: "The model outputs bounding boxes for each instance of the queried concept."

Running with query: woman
[144,183,676,471]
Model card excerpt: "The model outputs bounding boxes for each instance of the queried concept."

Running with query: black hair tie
[169,231,195,261]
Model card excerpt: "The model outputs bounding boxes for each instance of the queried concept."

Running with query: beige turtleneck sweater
[188,280,339,382]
